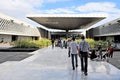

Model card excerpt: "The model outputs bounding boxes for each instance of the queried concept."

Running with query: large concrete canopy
[27,14,107,30]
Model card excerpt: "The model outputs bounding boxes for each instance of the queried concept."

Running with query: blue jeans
[71,54,78,69]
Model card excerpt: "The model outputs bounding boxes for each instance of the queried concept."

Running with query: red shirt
[108,46,114,52]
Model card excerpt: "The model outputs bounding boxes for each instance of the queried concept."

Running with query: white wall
[0,34,36,43]
[18,36,32,41]
[0,34,12,42]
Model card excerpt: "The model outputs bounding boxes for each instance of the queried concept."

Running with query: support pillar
[48,31,51,39]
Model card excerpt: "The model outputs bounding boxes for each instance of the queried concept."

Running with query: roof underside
[27,14,106,30]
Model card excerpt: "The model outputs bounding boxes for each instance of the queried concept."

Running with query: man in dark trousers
[51,39,55,49]
[98,44,102,60]
[78,35,90,76]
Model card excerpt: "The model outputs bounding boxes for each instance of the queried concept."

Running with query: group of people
[68,36,115,76]
[90,44,114,61]
[52,36,115,76]
[51,39,67,49]
[68,35,90,76]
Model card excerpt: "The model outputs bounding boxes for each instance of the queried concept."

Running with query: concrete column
[48,31,51,39]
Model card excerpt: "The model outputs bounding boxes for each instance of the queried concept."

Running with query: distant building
[27,14,106,39]
[37,27,49,38]
[1,13,110,42]
[0,13,41,42]
[86,18,120,43]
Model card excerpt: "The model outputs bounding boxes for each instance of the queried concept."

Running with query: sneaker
[73,67,75,70]
[81,69,84,72]
[84,72,88,76]
[76,65,78,67]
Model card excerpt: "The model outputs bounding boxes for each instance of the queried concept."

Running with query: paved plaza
[0,46,120,80]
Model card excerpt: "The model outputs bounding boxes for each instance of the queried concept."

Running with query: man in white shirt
[79,35,90,76]
[69,37,78,70]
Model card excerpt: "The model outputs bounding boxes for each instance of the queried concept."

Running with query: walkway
[0,46,120,80]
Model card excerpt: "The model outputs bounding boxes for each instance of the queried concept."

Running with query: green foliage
[75,38,108,49]
[36,38,51,48]
[13,38,51,48]
[75,39,81,44]
[13,40,38,48]
[13,37,108,49]
[85,38,95,49]
[94,40,108,48]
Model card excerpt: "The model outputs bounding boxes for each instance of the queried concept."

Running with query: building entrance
[12,35,18,41]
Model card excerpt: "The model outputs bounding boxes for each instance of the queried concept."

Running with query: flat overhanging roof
[27,14,107,30]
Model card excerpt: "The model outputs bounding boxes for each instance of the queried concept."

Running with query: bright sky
[0,0,120,31]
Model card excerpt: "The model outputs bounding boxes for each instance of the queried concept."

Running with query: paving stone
[0,46,120,80]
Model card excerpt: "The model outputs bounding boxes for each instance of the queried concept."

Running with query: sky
[0,0,120,31]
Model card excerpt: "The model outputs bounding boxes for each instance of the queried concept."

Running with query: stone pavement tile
[0,52,32,63]
[0,46,120,80]
[108,51,120,69]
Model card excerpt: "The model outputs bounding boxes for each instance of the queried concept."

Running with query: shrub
[94,40,108,48]
[13,38,51,48]
[75,38,107,49]
[36,38,51,48]
[13,40,38,48]
[85,38,95,49]
[12,37,108,49]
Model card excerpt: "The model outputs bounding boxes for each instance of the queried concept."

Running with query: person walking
[97,44,102,60]
[107,44,114,58]
[69,37,78,70]
[51,39,55,49]
[78,35,90,76]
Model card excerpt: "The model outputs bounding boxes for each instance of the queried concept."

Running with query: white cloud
[0,0,43,13]
[0,1,120,29]
[74,2,120,29]
[76,2,120,13]
[0,0,71,26]
[44,8,75,14]
[45,0,70,3]
[40,2,120,16]
[0,0,43,25]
